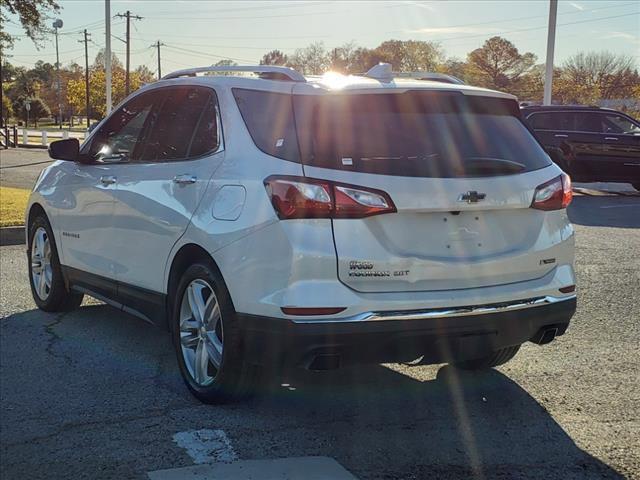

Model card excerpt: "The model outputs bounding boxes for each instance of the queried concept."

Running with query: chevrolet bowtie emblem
[458,191,486,203]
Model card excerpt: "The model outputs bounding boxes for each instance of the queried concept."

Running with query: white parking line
[172,429,238,464]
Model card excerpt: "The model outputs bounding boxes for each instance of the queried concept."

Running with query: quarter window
[232,88,300,162]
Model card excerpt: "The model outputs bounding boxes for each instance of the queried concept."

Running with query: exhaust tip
[308,354,341,371]
[534,327,559,345]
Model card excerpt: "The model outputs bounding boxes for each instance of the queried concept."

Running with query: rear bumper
[237,295,576,369]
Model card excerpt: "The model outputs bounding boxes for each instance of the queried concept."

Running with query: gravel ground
[0,168,639,478]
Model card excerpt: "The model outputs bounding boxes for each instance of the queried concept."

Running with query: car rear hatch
[292,89,562,293]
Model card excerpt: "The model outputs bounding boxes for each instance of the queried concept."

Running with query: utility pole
[105,0,112,115]
[154,41,164,79]
[116,10,142,96]
[53,19,63,129]
[543,0,558,106]
[79,30,91,128]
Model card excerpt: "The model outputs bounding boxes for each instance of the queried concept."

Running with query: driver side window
[602,114,640,135]
[82,90,160,162]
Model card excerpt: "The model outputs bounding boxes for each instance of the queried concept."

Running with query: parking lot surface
[1,150,639,479]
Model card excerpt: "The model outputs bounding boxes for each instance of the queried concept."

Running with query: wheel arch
[165,243,235,328]
[27,202,47,230]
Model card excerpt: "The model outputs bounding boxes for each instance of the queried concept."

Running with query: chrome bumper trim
[291,294,576,324]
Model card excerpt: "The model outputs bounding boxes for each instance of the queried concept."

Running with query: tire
[27,214,84,312]
[171,261,257,403]
[452,345,521,370]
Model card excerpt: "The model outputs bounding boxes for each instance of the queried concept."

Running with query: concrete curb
[0,226,25,246]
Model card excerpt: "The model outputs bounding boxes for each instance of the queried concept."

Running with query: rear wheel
[28,214,84,312]
[452,345,521,370]
[171,262,257,403]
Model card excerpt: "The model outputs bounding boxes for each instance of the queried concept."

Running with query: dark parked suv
[521,105,640,190]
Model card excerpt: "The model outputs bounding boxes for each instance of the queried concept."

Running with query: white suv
[26,64,577,403]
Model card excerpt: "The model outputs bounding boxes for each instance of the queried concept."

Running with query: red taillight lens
[531,173,572,211]
[265,176,396,219]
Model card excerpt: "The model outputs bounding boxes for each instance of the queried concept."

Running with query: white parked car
[26,64,577,403]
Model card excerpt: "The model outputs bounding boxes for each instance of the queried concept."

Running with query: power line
[429,10,640,46]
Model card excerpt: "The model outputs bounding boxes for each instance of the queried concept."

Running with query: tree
[12,96,50,127]
[1,0,60,51]
[134,65,155,84]
[260,50,288,66]
[466,36,536,95]
[440,58,468,82]
[2,91,13,121]
[93,49,123,70]
[67,65,147,120]
[557,52,639,101]
[373,40,443,72]
[287,42,330,75]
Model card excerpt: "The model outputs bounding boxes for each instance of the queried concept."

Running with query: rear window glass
[232,88,299,162]
[294,91,551,178]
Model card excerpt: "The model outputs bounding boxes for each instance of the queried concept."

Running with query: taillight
[264,175,396,220]
[531,173,572,211]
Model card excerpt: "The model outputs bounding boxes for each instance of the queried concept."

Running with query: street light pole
[105,0,112,115]
[543,0,558,106]
[53,19,63,129]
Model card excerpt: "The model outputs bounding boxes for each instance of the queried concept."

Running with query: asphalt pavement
[1,147,639,479]
[0,194,639,479]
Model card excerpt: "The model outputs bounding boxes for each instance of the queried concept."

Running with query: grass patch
[0,187,30,227]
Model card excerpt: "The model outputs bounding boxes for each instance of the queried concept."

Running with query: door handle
[604,137,619,141]
[100,175,116,185]
[554,134,568,138]
[173,174,197,185]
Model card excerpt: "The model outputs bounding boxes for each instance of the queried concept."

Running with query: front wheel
[171,262,257,403]
[452,345,521,370]
[28,214,84,312]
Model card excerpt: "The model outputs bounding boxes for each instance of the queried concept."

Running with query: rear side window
[140,86,219,162]
[294,91,550,178]
[574,112,602,133]
[527,111,575,131]
[232,88,299,162]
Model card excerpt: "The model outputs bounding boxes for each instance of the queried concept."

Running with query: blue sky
[3,0,639,74]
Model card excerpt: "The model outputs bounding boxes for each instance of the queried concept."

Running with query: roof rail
[161,65,306,82]
[364,63,465,84]
[394,72,465,85]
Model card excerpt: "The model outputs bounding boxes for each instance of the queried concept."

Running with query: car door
[525,110,600,178]
[599,112,640,183]
[55,90,157,297]
[109,84,224,314]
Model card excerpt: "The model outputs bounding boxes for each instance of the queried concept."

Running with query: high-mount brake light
[264,176,396,220]
[531,173,572,211]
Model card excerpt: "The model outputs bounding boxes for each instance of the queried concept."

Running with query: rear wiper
[464,157,526,173]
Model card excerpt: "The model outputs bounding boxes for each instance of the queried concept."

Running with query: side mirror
[49,138,80,162]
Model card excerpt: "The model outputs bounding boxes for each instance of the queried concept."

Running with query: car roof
[151,66,517,101]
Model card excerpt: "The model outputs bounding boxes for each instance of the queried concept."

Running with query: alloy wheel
[179,279,224,386]
[31,227,52,301]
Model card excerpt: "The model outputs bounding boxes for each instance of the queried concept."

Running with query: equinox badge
[458,191,486,203]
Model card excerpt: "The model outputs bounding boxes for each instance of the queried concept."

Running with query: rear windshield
[234,89,551,177]
[294,91,550,177]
